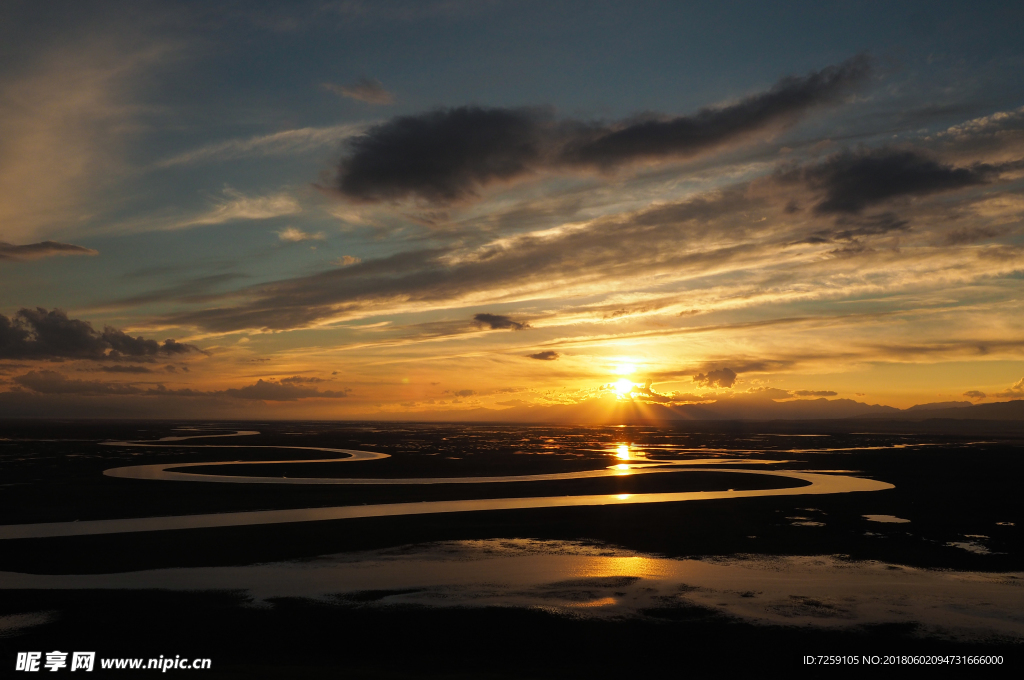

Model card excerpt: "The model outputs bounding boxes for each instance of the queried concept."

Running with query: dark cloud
[323,77,394,104]
[795,148,996,214]
[560,55,870,168]
[792,389,838,397]
[692,367,737,388]
[944,225,1003,245]
[14,370,144,395]
[10,373,347,402]
[280,375,327,384]
[334,57,870,203]
[799,212,912,245]
[140,379,348,401]
[527,351,559,361]
[474,313,529,331]
[963,390,986,400]
[100,365,153,374]
[831,213,911,240]
[602,304,664,320]
[1,308,101,359]
[337,106,547,202]
[223,379,349,401]
[827,241,873,258]
[444,389,476,397]
[105,331,193,357]
[143,386,211,398]
[0,241,98,262]
[650,359,796,385]
[0,308,198,361]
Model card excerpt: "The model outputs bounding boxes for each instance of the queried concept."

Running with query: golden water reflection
[4,540,1021,640]
[0,469,890,540]
[568,597,617,608]
[0,429,891,541]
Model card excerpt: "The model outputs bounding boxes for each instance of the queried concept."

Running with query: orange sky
[1,3,1023,419]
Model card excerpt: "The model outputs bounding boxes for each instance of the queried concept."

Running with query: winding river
[0,429,893,540]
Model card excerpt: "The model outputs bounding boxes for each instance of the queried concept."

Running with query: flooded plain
[0,420,1021,675]
[3,538,1023,642]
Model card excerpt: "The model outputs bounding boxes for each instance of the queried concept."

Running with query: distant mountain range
[852,399,1024,421]
[382,395,1024,423]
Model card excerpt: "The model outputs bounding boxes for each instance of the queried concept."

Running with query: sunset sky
[2,0,1023,419]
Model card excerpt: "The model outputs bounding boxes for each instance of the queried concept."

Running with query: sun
[613,379,635,397]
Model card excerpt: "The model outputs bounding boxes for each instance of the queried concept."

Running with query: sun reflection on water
[576,555,668,580]
[27,540,1019,633]
[569,597,617,608]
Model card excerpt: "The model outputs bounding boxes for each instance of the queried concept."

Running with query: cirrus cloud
[992,377,1024,399]
[323,77,394,104]
[277,227,325,242]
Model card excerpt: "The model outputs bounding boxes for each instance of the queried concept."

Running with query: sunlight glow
[614,363,636,375]
[616,444,630,459]
[613,379,634,397]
